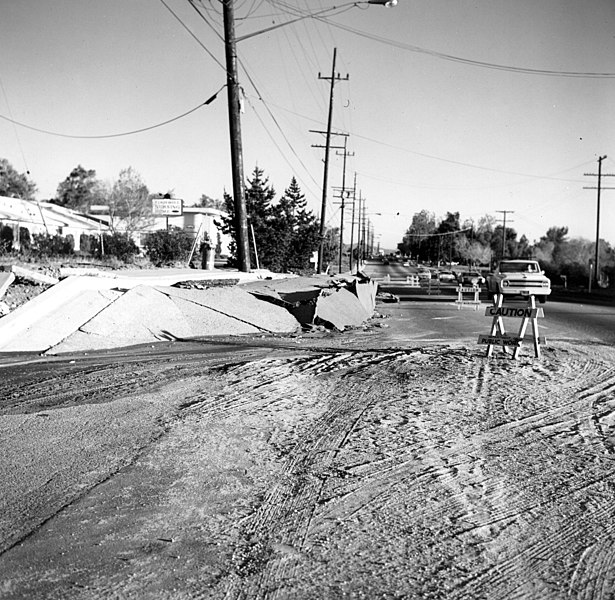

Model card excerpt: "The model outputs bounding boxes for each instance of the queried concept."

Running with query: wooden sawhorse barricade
[478,294,545,359]
[455,285,481,311]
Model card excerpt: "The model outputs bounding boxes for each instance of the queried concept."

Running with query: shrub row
[0,226,198,266]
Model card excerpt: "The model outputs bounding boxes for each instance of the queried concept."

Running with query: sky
[1,0,614,252]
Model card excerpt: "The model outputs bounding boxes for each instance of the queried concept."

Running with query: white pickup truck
[485,260,551,303]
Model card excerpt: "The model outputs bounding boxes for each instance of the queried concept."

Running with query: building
[0,195,108,251]
[0,195,231,259]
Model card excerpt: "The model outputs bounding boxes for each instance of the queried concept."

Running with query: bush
[32,233,74,257]
[78,232,139,262]
[0,224,13,254]
[79,233,94,256]
[101,232,139,263]
[19,227,31,252]
[143,228,194,266]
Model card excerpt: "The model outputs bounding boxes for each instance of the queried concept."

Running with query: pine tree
[221,169,320,272]
[221,166,278,269]
[276,177,319,272]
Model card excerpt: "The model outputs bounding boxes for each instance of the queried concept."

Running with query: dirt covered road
[1,335,615,599]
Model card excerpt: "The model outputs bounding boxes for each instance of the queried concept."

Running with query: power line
[314,15,615,79]
[252,97,593,184]
[160,0,226,70]
[0,91,224,139]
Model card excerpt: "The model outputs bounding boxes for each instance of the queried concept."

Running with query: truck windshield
[500,262,538,273]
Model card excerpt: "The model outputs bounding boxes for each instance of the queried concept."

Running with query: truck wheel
[537,295,547,304]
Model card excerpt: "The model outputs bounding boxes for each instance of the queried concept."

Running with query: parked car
[485,260,551,303]
[417,268,431,280]
[438,270,456,283]
[459,271,485,287]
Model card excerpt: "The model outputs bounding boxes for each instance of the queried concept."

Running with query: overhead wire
[160,0,226,70]
[312,14,615,79]
[187,0,324,198]
[0,89,225,139]
[0,73,31,175]
[244,95,594,185]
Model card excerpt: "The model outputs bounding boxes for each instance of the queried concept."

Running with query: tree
[0,158,37,200]
[436,212,460,265]
[475,215,496,247]
[196,194,225,211]
[221,168,321,272]
[55,165,102,211]
[275,177,319,272]
[221,166,279,269]
[108,167,153,234]
[491,225,519,262]
[457,236,492,267]
[322,226,340,270]
[398,210,436,260]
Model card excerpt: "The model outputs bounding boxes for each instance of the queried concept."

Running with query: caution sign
[455,285,480,310]
[479,294,546,359]
[485,306,544,318]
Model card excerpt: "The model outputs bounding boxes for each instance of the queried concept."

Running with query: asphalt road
[365,260,615,347]
[2,267,615,598]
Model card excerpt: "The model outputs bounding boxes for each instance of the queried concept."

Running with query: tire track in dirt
[215,351,412,600]
[212,345,615,599]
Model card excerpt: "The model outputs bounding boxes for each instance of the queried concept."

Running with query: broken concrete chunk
[11,265,59,286]
[0,271,15,300]
[314,287,370,331]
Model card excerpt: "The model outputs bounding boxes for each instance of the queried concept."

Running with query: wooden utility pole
[584,156,615,285]
[496,210,514,261]
[312,48,348,273]
[349,173,357,273]
[222,0,250,272]
[334,137,354,274]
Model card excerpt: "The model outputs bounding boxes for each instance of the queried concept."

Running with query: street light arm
[236,1,395,43]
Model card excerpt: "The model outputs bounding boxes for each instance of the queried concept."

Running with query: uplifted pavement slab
[0,272,15,300]
[314,287,370,330]
[158,285,301,334]
[241,274,377,329]
[0,277,123,353]
[47,285,301,355]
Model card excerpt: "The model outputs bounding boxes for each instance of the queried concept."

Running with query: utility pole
[355,192,363,266]
[349,173,357,273]
[333,137,354,274]
[312,48,348,273]
[584,156,615,285]
[496,210,514,261]
[361,201,367,264]
[222,0,250,272]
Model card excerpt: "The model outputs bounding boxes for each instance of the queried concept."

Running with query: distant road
[363,260,615,346]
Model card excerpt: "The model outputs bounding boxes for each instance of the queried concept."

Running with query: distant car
[417,268,431,280]
[438,270,456,283]
[486,260,551,303]
[459,272,485,287]
[382,257,390,265]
